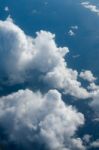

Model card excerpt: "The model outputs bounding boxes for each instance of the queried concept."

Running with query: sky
[0,0,99,150]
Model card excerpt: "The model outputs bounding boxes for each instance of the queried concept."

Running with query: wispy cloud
[81,1,99,15]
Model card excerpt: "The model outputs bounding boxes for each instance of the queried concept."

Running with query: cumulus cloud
[1,17,99,118]
[90,139,99,148]
[90,89,99,117]
[79,70,96,82]
[0,19,33,82]
[0,18,90,99]
[86,82,99,118]
[87,83,99,91]
[0,10,99,150]
[68,25,78,37]
[81,1,99,15]
[0,89,85,150]
[83,134,91,144]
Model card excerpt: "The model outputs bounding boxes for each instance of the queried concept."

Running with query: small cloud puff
[90,139,99,148]
[68,30,75,36]
[80,70,96,82]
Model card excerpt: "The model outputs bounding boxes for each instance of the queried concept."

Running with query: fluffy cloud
[0,19,34,82]
[90,89,99,117]
[87,83,99,117]
[87,83,99,91]
[0,19,68,78]
[68,25,78,37]
[0,89,85,150]
[79,70,96,82]
[83,134,91,144]
[90,139,99,148]
[71,26,78,30]
[81,2,99,15]
[0,18,91,99]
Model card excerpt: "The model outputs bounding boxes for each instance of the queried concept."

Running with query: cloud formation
[90,139,99,148]
[0,18,99,149]
[80,70,96,83]
[0,18,91,99]
[0,89,85,150]
[81,2,99,15]
[68,30,75,36]
[4,6,9,12]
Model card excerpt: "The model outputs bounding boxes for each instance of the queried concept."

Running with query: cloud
[81,1,99,15]
[0,18,90,99]
[90,89,99,117]
[4,6,9,12]
[87,83,99,91]
[71,26,78,30]
[83,134,91,144]
[0,89,85,150]
[90,139,99,148]
[72,54,80,59]
[0,19,33,82]
[68,30,75,36]
[68,25,78,37]
[79,70,96,82]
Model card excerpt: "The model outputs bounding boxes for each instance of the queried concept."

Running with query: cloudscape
[0,0,99,150]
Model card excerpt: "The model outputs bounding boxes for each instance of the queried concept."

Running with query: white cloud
[72,54,80,59]
[4,6,9,12]
[81,1,99,15]
[0,89,85,150]
[0,18,90,99]
[87,81,99,117]
[68,25,78,37]
[44,66,90,99]
[90,139,99,148]
[83,134,91,144]
[87,83,99,91]
[68,30,75,36]
[71,25,78,30]
[0,11,99,150]
[90,89,99,117]
[80,70,96,82]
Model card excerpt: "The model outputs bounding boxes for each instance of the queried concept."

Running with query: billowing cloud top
[0,19,90,99]
[0,89,85,150]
